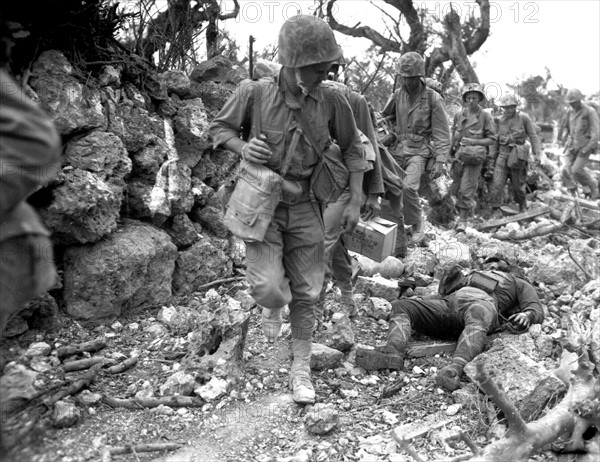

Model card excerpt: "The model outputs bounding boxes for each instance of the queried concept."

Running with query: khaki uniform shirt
[563,103,599,154]
[489,111,541,159]
[209,76,368,181]
[381,83,451,161]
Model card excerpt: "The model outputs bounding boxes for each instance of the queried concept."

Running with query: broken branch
[101,395,204,410]
[101,442,183,462]
[63,356,114,372]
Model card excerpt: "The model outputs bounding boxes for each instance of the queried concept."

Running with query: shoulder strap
[291,107,323,159]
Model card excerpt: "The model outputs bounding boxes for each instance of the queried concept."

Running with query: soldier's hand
[361,194,381,221]
[508,313,531,329]
[429,161,445,180]
[241,134,272,164]
[341,201,361,234]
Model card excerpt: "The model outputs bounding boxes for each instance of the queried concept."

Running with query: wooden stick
[478,205,551,231]
[474,362,527,434]
[46,363,103,406]
[101,443,182,462]
[105,357,138,374]
[196,276,246,290]
[57,338,107,359]
[566,246,593,281]
[101,395,204,410]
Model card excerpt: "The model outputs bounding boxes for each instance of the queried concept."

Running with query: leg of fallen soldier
[435,286,496,391]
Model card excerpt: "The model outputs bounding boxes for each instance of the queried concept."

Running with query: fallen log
[101,395,205,410]
[478,205,551,231]
[57,338,107,359]
[101,442,183,462]
[492,223,563,240]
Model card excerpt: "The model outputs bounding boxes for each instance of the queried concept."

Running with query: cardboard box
[346,217,397,263]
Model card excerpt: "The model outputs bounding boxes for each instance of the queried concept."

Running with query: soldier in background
[488,94,541,214]
[380,52,451,247]
[448,84,497,228]
[558,88,599,200]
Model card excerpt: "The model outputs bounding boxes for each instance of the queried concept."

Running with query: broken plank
[553,194,600,210]
[478,205,551,231]
[406,341,457,358]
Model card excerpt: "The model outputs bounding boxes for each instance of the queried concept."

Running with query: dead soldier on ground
[208,15,368,405]
[355,259,545,391]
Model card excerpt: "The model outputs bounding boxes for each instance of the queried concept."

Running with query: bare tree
[134,0,240,70]
[319,0,490,85]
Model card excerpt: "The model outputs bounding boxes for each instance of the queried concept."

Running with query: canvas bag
[222,86,292,243]
[292,108,349,204]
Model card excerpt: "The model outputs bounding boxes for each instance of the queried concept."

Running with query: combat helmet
[398,52,425,77]
[278,15,342,68]
[461,83,485,102]
[499,94,519,106]
[565,88,583,103]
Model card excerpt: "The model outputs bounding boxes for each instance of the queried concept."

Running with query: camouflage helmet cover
[278,15,343,68]
[565,88,583,103]
[499,94,519,106]
[461,83,485,102]
[398,52,425,77]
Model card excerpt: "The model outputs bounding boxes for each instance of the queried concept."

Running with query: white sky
[219,0,600,96]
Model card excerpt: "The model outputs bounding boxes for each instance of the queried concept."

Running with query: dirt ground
[1,286,566,462]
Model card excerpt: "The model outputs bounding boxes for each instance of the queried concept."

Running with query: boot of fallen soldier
[355,316,408,370]
[289,338,315,404]
[435,363,463,391]
[262,306,283,343]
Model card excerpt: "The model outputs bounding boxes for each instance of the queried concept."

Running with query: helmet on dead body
[398,52,425,77]
[461,83,486,102]
[499,94,519,107]
[564,88,583,103]
[278,15,343,68]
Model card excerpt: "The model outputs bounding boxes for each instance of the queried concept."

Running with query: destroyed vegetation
[0,1,599,462]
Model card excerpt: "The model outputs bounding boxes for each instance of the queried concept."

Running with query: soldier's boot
[355,316,408,370]
[289,338,315,404]
[455,209,470,232]
[409,214,425,244]
[435,362,464,391]
[394,219,408,258]
[518,201,527,213]
[262,306,283,343]
[337,280,358,317]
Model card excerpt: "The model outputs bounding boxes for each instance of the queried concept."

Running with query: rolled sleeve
[516,279,544,324]
[208,79,254,148]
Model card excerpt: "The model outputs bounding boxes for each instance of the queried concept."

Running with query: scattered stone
[52,400,80,428]
[195,377,229,401]
[445,403,462,416]
[26,342,52,357]
[77,390,103,406]
[354,275,400,301]
[465,340,567,421]
[151,404,175,415]
[327,315,355,352]
[160,371,197,397]
[365,298,392,321]
[111,321,123,332]
[310,343,344,371]
[304,403,339,435]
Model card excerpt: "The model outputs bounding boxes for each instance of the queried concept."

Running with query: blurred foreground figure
[0,67,61,458]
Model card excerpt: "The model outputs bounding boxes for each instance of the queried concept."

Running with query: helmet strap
[293,68,310,96]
